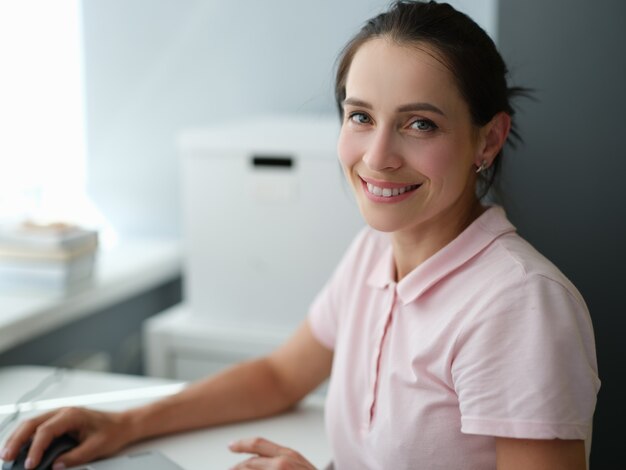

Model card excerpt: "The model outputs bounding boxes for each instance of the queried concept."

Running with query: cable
[0,368,66,442]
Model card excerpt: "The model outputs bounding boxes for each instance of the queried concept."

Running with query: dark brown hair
[334,0,529,199]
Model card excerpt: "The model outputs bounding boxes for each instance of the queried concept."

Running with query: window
[0,0,115,244]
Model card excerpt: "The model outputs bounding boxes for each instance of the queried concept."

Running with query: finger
[1,411,57,461]
[53,434,106,468]
[25,408,84,468]
[229,437,286,457]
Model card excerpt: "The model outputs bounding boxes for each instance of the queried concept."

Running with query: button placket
[366,285,398,429]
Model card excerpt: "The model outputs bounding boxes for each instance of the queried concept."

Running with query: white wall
[81,0,496,238]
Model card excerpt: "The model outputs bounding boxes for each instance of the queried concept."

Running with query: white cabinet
[179,115,363,332]
[143,304,329,396]
[144,304,286,379]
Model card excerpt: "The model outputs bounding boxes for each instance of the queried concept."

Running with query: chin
[359,211,408,233]
[354,197,407,232]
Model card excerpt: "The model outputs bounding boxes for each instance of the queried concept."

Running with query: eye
[410,118,437,132]
[348,112,372,125]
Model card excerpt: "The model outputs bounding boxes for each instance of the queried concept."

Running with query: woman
[1,2,599,469]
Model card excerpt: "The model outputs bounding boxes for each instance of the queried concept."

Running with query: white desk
[0,366,330,469]
[0,240,181,354]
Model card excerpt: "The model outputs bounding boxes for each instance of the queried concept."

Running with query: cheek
[337,128,362,170]
[412,133,477,179]
[407,141,458,179]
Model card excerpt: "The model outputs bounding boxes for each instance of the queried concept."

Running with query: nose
[362,126,403,171]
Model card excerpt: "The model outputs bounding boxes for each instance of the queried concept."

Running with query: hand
[1,407,132,469]
[229,437,317,470]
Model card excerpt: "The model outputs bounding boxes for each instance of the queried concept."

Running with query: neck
[391,198,485,282]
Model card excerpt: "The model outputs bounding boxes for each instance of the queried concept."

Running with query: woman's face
[338,38,485,235]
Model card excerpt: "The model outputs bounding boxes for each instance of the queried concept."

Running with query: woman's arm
[125,319,333,439]
[496,437,586,470]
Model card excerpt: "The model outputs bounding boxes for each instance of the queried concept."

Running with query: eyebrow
[342,97,446,117]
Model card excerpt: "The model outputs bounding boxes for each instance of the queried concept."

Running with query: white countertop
[0,366,330,469]
[0,239,182,354]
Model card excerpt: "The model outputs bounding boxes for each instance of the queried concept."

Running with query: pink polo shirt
[308,206,600,470]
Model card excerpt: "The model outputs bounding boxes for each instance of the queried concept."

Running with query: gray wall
[80,0,496,239]
[497,1,626,466]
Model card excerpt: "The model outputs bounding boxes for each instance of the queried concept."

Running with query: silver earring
[475,160,488,173]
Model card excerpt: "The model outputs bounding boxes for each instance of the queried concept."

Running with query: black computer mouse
[2,434,79,470]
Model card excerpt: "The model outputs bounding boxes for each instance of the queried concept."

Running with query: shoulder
[451,209,591,333]
[454,228,593,351]
[461,206,585,308]
[485,231,586,307]
[307,226,390,347]
[311,225,389,300]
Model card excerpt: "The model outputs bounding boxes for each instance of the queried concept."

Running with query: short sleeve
[452,274,600,440]
[308,227,371,350]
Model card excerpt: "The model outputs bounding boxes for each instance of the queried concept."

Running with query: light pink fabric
[308,206,600,470]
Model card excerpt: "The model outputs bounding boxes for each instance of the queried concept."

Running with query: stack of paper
[0,221,98,290]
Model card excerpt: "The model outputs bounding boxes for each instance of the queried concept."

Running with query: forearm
[495,438,586,470]
[121,357,294,443]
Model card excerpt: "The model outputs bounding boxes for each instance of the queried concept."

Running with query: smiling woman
[315,2,598,468]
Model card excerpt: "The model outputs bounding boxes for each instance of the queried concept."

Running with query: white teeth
[366,182,419,197]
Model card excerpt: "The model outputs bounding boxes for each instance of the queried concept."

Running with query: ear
[476,112,511,167]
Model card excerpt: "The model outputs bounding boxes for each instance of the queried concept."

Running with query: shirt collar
[366,206,516,304]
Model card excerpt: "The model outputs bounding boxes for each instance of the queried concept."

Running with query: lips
[366,181,420,197]
[359,176,422,202]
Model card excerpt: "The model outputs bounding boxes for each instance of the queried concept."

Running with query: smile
[359,177,422,203]
[366,182,421,197]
